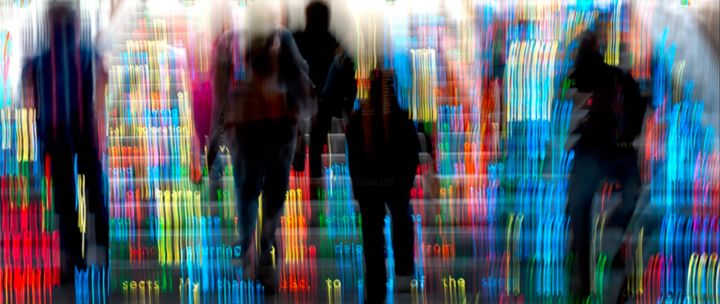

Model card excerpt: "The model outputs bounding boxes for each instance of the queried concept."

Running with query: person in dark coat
[566,31,647,301]
[21,2,107,283]
[346,69,419,303]
[293,1,343,198]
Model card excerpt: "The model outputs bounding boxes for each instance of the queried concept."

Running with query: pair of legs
[357,186,415,303]
[52,147,107,284]
[567,150,640,299]
[230,119,297,269]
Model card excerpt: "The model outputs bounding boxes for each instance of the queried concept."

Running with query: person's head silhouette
[245,1,281,78]
[305,1,330,33]
[47,1,80,48]
[576,31,600,63]
[573,31,604,92]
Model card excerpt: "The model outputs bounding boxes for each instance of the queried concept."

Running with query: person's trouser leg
[309,106,332,198]
[606,151,640,234]
[388,187,414,277]
[52,153,83,283]
[209,155,225,202]
[231,125,263,260]
[567,152,604,299]
[606,151,641,301]
[358,199,388,302]
[258,121,297,257]
[292,121,307,172]
[255,121,297,294]
[85,157,108,265]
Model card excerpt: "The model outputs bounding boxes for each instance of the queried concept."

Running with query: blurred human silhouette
[293,1,343,199]
[21,1,107,283]
[208,2,313,294]
[566,31,647,301]
[203,0,236,201]
[346,69,419,303]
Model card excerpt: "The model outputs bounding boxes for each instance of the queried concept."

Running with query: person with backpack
[566,31,647,301]
[346,69,419,303]
[207,2,314,294]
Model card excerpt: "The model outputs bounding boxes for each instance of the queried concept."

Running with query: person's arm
[207,33,232,167]
[94,51,109,159]
[338,52,357,116]
[281,29,309,75]
[84,49,108,228]
[622,71,646,142]
[81,49,98,155]
[280,29,315,120]
[321,51,357,117]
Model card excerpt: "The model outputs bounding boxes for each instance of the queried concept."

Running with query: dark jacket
[22,41,103,213]
[293,33,338,96]
[22,40,101,181]
[571,55,646,155]
[322,51,357,118]
[23,46,98,157]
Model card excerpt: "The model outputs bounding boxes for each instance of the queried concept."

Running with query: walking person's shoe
[257,247,279,295]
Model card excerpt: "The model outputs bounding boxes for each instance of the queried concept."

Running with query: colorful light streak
[74,265,109,304]
[1,0,719,302]
[1,19,61,304]
[410,48,438,123]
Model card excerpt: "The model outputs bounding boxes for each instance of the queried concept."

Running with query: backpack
[207,29,316,168]
[215,29,316,126]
